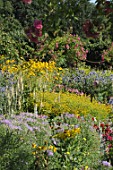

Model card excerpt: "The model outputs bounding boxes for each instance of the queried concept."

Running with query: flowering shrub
[102,42,113,67]
[38,33,88,67]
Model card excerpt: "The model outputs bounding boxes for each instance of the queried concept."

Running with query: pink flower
[22,0,32,4]
[65,44,70,49]
[55,43,59,49]
[101,55,104,61]
[77,37,80,41]
[34,20,43,30]
[107,135,112,141]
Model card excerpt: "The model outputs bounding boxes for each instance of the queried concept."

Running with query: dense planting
[0,0,113,169]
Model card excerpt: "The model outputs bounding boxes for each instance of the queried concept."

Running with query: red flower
[100,123,105,128]
[22,0,32,4]
[93,124,99,130]
[101,55,104,61]
[107,135,112,141]
[34,20,43,30]
[92,117,97,121]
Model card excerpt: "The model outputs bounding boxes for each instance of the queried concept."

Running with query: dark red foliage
[83,20,99,38]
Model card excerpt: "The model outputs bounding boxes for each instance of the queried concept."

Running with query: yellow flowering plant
[32,113,102,169]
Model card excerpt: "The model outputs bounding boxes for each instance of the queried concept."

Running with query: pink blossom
[34,20,43,30]
[107,135,112,141]
[77,37,80,41]
[65,44,70,49]
[22,0,32,4]
[101,55,104,61]
[55,43,59,49]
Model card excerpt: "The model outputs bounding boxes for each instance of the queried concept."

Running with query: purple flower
[9,125,22,130]
[25,123,33,131]
[46,150,54,156]
[1,119,12,126]
[51,138,58,145]
[74,124,79,128]
[64,113,75,118]
[25,118,36,122]
[102,161,111,167]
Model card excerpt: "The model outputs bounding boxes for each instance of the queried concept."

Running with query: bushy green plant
[32,114,102,169]
[0,113,51,170]
[38,33,88,68]
[102,42,113,68]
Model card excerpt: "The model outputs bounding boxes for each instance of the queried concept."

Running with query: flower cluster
[38,33,88,67]
[62,68,113,103]
[92,117,113,166]
[54,128,80,140]
[25,20,43,43]
[32,144,57,156]
[31,91,112,119]
[101,42,113,65]
[1,59,56,77]
[22,0,32,4]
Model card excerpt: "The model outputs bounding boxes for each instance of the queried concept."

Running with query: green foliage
[38,33,88,67]
[0,113,103,169]
[0,113,51,170]
[62,68,113,103]
[102,42,113,67]
[32,114,102,169]
[0,126,34,170]
[10,0,94,37]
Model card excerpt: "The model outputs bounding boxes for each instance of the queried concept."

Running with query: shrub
[32,114,102,169]
[102,42,113,68]
[37,33,88,68]
[0,113,51,170]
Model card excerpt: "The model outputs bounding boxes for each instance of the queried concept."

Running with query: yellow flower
[58,67,63,71]
[32,143,37,148]
[85,166,88,170]
[66,152,70,155]
[49,145,54,150]
[37,146,42,150]
[32,151,36,155]
[83,138,86,141]
[53,147,57,152]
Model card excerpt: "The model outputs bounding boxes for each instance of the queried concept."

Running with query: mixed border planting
[0,0,113,169]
